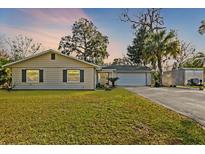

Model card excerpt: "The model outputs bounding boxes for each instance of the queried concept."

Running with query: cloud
[0,9,90,50]
[0,23,66,49]
[17,8,89,26]
[0,8,125,62]
[0,23,126,63]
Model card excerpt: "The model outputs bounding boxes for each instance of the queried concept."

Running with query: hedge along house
[3,49,100,90]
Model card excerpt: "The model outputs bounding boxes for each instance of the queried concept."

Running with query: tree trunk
[112,81,115,87]
[157,57,163,86]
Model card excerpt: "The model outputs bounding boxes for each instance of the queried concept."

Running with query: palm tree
[198,21,205,68]
[145,30,180,86]
[182,52,205,68]
[190,52,205,67]
[199,21,205,35]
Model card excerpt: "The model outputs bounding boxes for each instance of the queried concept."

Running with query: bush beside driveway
[0,88,205,144]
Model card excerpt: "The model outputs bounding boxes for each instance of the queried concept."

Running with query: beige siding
[146,73,151,85]
[10,52,95,89]
[11,52,93,68]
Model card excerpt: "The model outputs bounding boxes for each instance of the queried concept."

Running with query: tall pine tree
[58,18,109,65]
[127,26,148,66]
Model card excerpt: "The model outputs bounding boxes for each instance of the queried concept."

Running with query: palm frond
[198,20,205,35]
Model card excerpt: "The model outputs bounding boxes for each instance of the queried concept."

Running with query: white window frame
[26,69,39,83]
[67,69,80,83]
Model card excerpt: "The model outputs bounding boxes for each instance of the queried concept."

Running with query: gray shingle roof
[102,65,152,72]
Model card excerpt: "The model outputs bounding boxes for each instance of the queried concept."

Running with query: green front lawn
[0,88,205,144]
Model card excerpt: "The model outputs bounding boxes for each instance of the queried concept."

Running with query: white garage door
[116,73,147,86]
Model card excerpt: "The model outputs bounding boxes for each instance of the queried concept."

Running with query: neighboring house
[162,68,204,86]
[98,65,152,86]
[3,49,152,90]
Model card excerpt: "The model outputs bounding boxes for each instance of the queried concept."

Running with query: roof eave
[116,70,152,73]
[2,49,100,68]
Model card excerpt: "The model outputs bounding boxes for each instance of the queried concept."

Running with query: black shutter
[80,70,84,82]
[63,70,67,82]
[22,69,26,82]
[39,70,43,82]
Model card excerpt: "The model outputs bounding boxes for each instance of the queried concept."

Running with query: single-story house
[3,49,152,90]
[162,68,204,86]
[98,65,152,86]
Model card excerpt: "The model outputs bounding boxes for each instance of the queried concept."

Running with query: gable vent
[51,53,55,60]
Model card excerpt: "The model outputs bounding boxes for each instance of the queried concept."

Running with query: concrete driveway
[126,87,205,126]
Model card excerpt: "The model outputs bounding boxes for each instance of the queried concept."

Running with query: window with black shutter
[26,70,39,83]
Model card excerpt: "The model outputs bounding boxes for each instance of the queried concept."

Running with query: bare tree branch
[5,35,42,61]
[120,8,166,32]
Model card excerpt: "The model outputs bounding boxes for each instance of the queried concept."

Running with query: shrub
[199,86,204,91]
[104,83,111,91]
[0,68,12,90]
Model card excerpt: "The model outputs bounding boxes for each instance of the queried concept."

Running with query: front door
[97,72,109,85]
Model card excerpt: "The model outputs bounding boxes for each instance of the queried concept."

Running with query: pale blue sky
[0,8,205,62]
